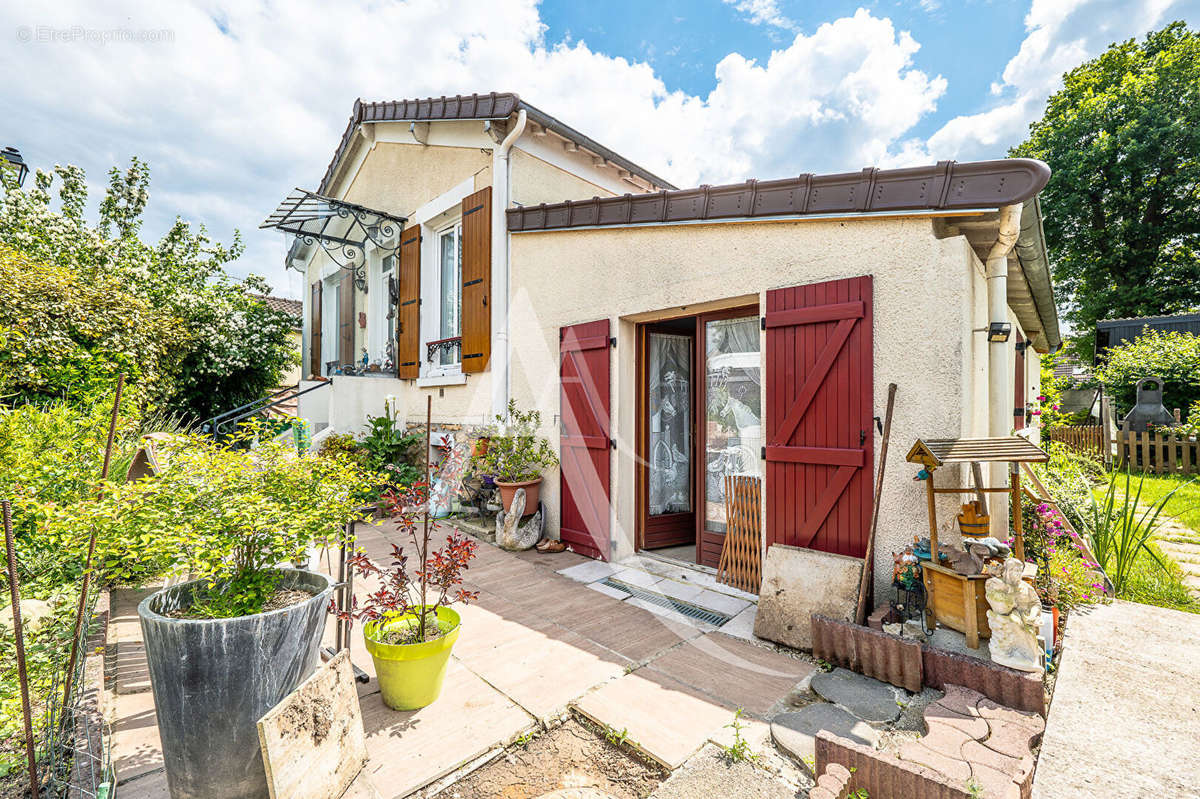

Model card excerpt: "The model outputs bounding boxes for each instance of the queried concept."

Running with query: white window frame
[320,273,340,375]
[366,248,396,369]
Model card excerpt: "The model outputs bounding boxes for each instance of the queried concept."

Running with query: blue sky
[3,0,1199,296]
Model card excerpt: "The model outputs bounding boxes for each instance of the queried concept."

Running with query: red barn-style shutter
[560,319,612,560]
[765,276,873,557]
[1014,330,1026,429]
[309,280,322,377]
[338,271,355,367]
[396,225,421,379]
[460,186,491,373]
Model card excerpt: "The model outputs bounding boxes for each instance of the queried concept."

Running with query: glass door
[699,313,762,565]
[642,329,695,552]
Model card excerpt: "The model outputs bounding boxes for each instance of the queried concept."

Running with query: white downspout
[986,202,1022,538]
[490,109,526,420]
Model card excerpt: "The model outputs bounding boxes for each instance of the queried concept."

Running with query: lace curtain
[648,333,691,516]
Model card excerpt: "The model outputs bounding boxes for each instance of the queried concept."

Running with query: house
[272,92,1062,595]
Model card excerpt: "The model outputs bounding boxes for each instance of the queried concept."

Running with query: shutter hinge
[610,438,616,450]
[761,446,766,459]
[760,317,767,330]
[610,337,617,348]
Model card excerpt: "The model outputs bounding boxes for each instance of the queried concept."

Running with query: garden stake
[4,500,40,796]
[420,394,431,639]
[62,373,125,715]
[855,382,897,626]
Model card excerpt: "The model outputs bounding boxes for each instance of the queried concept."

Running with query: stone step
[809,667,902,723]
[771,704,879,773]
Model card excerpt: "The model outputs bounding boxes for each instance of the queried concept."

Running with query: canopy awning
[261,189,407,289]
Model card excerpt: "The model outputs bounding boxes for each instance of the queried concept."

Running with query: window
[435,222,463,368]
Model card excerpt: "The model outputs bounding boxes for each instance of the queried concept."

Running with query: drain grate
[599,578,733,627]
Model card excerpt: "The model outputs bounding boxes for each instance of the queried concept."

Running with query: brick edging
[815,732,973,799]
[811,614,1045,716]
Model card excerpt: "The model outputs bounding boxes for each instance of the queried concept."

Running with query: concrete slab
[587,581,632,601]
[645,633,814,718]
[451,603,627,721]
[559,560,620,583]
[573,672,734,769]
[649,744,795,799]
[809,668,900,723]
[626,597,719,633]
[114,770,169,799]
[611,568,665,590]
[771,704,879,767]
[691,589,752,617]
[717,606,760,642]
[359,659,534,797]
[1033,601,1200,799]
[753,545,861,651]
[110,688,164,783]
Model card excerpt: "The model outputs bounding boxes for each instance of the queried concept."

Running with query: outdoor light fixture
[987,321,1012,343]
[1,146,29,187]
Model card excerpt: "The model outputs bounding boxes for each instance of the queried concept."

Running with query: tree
[1091,328,1200,414]
[1012,23,1200,360]
[0,159,296,419]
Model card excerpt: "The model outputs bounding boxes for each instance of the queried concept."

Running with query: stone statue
[985,558,1044,673]
[496,488,545,551]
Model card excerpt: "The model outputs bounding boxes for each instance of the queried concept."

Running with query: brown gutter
[505,159,1051,232]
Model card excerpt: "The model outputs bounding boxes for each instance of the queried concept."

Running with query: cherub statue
[985,558,1044,673]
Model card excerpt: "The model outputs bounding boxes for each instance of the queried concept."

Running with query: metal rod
[855,383,897,625]
[419,395,431,638]
[62,373,124,715]
[4,500,40,796]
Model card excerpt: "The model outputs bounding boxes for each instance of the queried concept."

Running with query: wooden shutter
[396,226,421,379]
[338,271,355,367]
[764,276,873,558]
[309,280,322,377]
[560,319,612,560]
[460,186,491,373]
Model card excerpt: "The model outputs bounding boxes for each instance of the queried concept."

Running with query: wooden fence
[1044,425,1107,463]
[1115,428,1200,474]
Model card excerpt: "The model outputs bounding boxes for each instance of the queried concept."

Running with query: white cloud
[722,0,800,32]
[1,2,950,294]
[890,0,1198,165]
[4,0,1192,295]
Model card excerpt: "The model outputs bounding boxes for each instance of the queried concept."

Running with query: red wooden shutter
[309,280,322,377]
[396,226,421,379]
[560,319,612,560]
[765,276,873,558]
[338,271,355,366]
[460,187,491,373]
[1014,330,1026,429]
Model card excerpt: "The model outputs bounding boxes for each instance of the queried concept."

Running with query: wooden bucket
[957,501,990,538]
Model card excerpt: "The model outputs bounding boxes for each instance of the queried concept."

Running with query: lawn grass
[1093,472,1200,614]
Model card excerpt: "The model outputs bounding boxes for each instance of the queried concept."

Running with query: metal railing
[200,380,331,440]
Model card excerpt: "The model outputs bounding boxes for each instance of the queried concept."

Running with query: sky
[3,0,1199,298]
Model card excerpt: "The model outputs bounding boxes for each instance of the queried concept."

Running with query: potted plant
[109,427,368,799]
[473,400,559,516]
[330,481,479,710]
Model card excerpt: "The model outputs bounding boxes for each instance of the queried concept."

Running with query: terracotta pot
[494,477,541,517]
[470,437,490,457]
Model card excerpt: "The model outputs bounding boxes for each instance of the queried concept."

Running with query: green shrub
[1092,329,1200,415]
[1087,469,1188,596]
[473,401,559,483]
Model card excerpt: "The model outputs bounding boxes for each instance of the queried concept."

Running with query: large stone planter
[138,569,334,799]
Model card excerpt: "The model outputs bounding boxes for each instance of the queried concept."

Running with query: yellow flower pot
[363,605,461,710]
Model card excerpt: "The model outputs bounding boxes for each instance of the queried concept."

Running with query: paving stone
[897,741,972,782]
[716,605,759,642]
[809,668,901,723]
[909,722,973,759]
[980,717,1041,760]
[925,703,988,739]
[690,588,752,616]
[968,761,1019,799]
[573,671,733,769]
[587,581,631,601]
[976,696,1045,735]
[937,683,985,719]
[770,704,879,766]
[558,560,620,583]
[961,739,1020,776]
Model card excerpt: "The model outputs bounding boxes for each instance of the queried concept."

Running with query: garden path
[1032,600,1200,798]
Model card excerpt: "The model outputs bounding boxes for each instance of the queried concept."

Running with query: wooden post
[925,469,939,559]
[1011,462,1024,562]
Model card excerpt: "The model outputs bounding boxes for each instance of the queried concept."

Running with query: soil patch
[167,585,315,619]
[429,716,666,799]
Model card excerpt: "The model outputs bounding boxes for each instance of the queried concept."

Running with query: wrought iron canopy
[261,189,407,290]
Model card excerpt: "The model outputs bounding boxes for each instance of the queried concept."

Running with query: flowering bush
[1024,500,1107,610]
[0,159,296,420]
[330,482,478,644]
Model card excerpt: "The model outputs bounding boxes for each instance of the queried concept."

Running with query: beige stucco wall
[509,216,999,594]
[510,148,617,207]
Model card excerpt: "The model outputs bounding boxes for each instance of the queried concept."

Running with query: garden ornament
[496,488,544,551]
[984,557,1044,673]
[1121,376,1177,432]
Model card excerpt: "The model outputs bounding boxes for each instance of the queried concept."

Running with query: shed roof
[318,92,676,196]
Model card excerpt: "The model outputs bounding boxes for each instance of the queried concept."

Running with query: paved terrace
[109,519,815,798]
